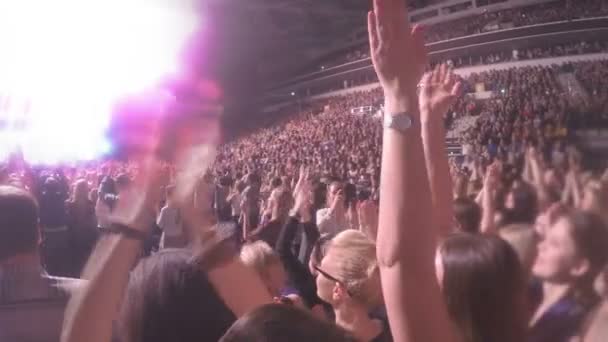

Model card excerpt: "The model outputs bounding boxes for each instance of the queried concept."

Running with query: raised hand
[484,161,502,191]
[358,200,379,241]
[368,0,427,105]
[110,158,164,232]
[291,168,313,221]
[419,64,462,123]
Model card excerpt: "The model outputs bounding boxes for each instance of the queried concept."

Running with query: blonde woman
[314,230,388,341]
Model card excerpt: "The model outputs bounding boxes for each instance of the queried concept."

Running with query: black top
[276,217,322,308]
[529,281,599,342]
[249,220,283,248]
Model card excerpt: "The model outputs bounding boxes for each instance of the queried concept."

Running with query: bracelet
[106,224,149,241]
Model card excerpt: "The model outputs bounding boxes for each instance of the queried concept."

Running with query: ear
[570,258,591,279]
[332,283,349,302]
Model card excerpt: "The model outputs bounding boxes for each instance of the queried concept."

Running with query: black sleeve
[276,217,322,308]
[298,221,320,265]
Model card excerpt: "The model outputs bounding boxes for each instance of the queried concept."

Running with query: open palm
[419,64,462,120]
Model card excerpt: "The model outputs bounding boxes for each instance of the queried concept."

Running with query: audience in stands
[2,1,608,342]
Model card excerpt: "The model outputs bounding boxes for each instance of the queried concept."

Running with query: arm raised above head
[369,1,460,341]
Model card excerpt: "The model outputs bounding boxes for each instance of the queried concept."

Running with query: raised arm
[419,64,461,238]
[62,159,163,342]
[480,162,500,235]
[369,1,459,341]
[276,176,320,308]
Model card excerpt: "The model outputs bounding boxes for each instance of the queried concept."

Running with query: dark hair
[0,186,40,261]
[220,304,355,342]
[440,234,527,342]
[119,249,236,342]
[219,176,233,187]
[343,183,357,208]
[310,233,336,268]
[453,198,481,234]
[563,211,608,300]
[99,176,117,195]
[313,182,327,212]
[270,177,282,189]
[504,181,538,225]
[115,173,131,189]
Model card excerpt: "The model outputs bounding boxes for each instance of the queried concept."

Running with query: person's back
[0,185,79,342]
[0,268,77,342]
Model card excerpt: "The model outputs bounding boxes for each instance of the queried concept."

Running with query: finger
[431,64,441,84]
[389,0,410,29]
[439,63,448,84]
[419,71,432,87]
[451,81,463,97]
[445,66,455,88]
[374,0,390,46]
[411,24,428,67]
[367,11,379,53]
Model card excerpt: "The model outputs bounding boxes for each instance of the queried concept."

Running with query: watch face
[385,114,412,130]
[401,115,412,129]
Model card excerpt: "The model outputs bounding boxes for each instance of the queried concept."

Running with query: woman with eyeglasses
[314,229,391,342]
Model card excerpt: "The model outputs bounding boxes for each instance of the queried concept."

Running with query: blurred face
[532,218,584,283]
[327,183,343,207]
[580,189,597,212]
[315,253,337,304]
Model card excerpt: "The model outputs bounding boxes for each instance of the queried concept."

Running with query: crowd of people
[3,0,608,342]
[321,0,608,70]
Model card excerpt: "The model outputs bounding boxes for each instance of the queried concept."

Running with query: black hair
[453,197,482,234]
[220,304,356,342]
[270,177,283,189]
[119,249,236,342]
[503,181,538,225]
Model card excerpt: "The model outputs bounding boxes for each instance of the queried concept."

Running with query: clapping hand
[110,158,164,233]
[291,167,313,221]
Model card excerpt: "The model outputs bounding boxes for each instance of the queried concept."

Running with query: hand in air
[292,167,313,220]
[484,162,502,192]
[110,158,164,233]
[419,64,462,123]
[368,0,427,98]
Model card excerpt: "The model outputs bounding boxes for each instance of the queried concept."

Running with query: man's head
[0,186,40,262]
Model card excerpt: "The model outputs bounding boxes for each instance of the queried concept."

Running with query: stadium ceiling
[200,0,437,86]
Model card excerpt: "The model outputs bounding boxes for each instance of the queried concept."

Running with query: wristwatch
[384,112,414,132]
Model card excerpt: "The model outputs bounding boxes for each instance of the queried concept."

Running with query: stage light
[0,0,201,164]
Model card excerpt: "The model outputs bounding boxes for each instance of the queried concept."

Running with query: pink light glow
[0,0,201,164]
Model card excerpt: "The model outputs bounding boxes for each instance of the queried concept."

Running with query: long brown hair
[439,233,528,342]
[562,211,608,306]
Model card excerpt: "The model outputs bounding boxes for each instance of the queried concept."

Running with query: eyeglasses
[314,265,353,297]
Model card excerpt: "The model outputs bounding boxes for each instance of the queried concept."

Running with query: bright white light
[0,0,201,164]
